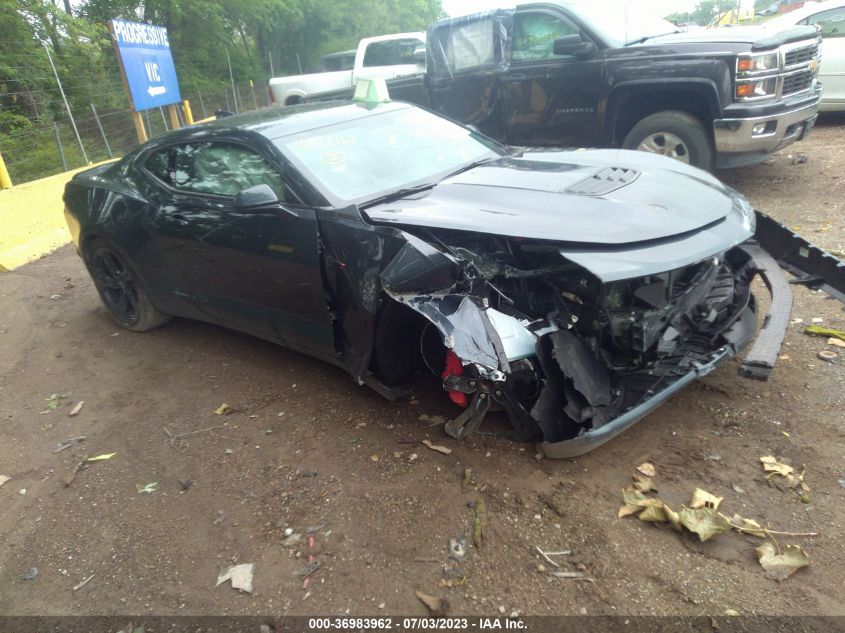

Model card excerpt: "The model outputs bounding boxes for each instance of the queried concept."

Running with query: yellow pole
[167,104,180,130]
[182,99,194,125]
[0,150,12,189]
[132,111,148,143]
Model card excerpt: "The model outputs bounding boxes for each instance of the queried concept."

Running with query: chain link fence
[1,74,273,186]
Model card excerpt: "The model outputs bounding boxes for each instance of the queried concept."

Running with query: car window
[362,39,421,67]
[275,106,502,204]
[431,15,500,73]
[808,7,845,37]
[144,142,286,199]
[512,12,578,62]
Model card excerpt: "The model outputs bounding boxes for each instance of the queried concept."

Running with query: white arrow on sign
[147,85,166,97]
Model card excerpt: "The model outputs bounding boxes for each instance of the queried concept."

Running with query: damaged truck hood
[364,149,736,245]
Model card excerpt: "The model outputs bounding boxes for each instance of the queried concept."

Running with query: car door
[425,11,510,141]
[142,140,335,355]
[501,8,604,147]
[805,6,845,107]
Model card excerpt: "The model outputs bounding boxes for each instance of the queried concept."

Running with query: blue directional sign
[110,19,181,111]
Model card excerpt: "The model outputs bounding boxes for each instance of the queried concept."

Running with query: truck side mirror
[553,34,597,59]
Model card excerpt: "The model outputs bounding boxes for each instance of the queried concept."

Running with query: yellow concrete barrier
[0,160,116,271]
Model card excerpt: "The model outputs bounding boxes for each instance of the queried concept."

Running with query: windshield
[564,0,679,46]
[275,106,503,205]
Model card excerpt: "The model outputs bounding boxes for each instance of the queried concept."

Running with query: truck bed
[307,74,428,107]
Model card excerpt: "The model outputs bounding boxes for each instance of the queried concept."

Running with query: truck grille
[784,44,818,67]
[782,70,815,96]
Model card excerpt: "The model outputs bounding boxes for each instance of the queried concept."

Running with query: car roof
[763,0,845,27]
[200,100,414,140]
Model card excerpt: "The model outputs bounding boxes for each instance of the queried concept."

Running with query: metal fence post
[90,103,113,158]
[53,123,68,171]
[159,106,169,131]
[0,150,12,189]
[250,80,258,111]
[197,91,207,119]
[44,43,89,164]
[226,51,239,113]
[144,109,152,138]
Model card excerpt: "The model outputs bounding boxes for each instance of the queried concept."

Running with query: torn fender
[385,293,508,379]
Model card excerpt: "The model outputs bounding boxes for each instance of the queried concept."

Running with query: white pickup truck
[269,32,426,106]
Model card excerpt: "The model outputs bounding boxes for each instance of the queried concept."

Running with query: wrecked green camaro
[63,99,845,457]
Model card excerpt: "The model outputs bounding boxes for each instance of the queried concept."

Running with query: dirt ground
[1,115,844,619]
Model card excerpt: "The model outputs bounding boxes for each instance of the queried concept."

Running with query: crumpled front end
[380,228,768,456]
[368,201,845,458]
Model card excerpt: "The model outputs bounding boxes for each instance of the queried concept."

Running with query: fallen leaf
[214,403,232,416]
[803,324,845,343]
[828,338,845,349]
[678,507,731,542]
[0,475,10,488]
[760,455,804,488]
[636,462,656,478]
[472,499,487,548]
[422,439,452,455]
[85,453,116,462]
[415,590,449,616]
[135,482,158,494]
[68,401,84,417]
[663,504,683,532]
[621,487,662,508]
[638,503,667,522]
[631,474,655,492]
[724,609,740,616]
[729,514,766,538]
[756,543,809,581]
[617,504,641,518]
[690,488,724,511]
[216,563,254,593]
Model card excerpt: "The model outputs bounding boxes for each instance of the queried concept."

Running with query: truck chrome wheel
[636,132,691,163]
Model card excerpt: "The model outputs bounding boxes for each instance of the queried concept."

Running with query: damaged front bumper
[379,212,845,459]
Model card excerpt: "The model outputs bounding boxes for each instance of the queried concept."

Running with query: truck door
[501,8,604,147]
[424,11,512,141]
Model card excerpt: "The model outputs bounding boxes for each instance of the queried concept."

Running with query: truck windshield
[565,1,679,46]
[275,105,503,205]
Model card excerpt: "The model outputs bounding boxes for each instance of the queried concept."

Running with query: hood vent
[565,167,640,196]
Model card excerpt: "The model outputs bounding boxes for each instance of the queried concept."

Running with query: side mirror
[553,34,598,59]
[235,184,280,210]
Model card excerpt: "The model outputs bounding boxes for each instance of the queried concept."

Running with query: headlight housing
[737,52,779,73]
[735,77,778,100]
[735,52,780,101]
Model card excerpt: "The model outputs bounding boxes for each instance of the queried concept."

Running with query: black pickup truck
[312,1,823,171]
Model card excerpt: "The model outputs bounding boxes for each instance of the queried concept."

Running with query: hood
[363,149,736,246]
[642,24,818,49]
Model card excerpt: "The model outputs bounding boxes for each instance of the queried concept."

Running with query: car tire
[622,111,713,171]
[85,238,171,332]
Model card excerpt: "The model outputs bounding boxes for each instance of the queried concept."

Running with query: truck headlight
[736,77,777,100]
[737,52,779,73]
